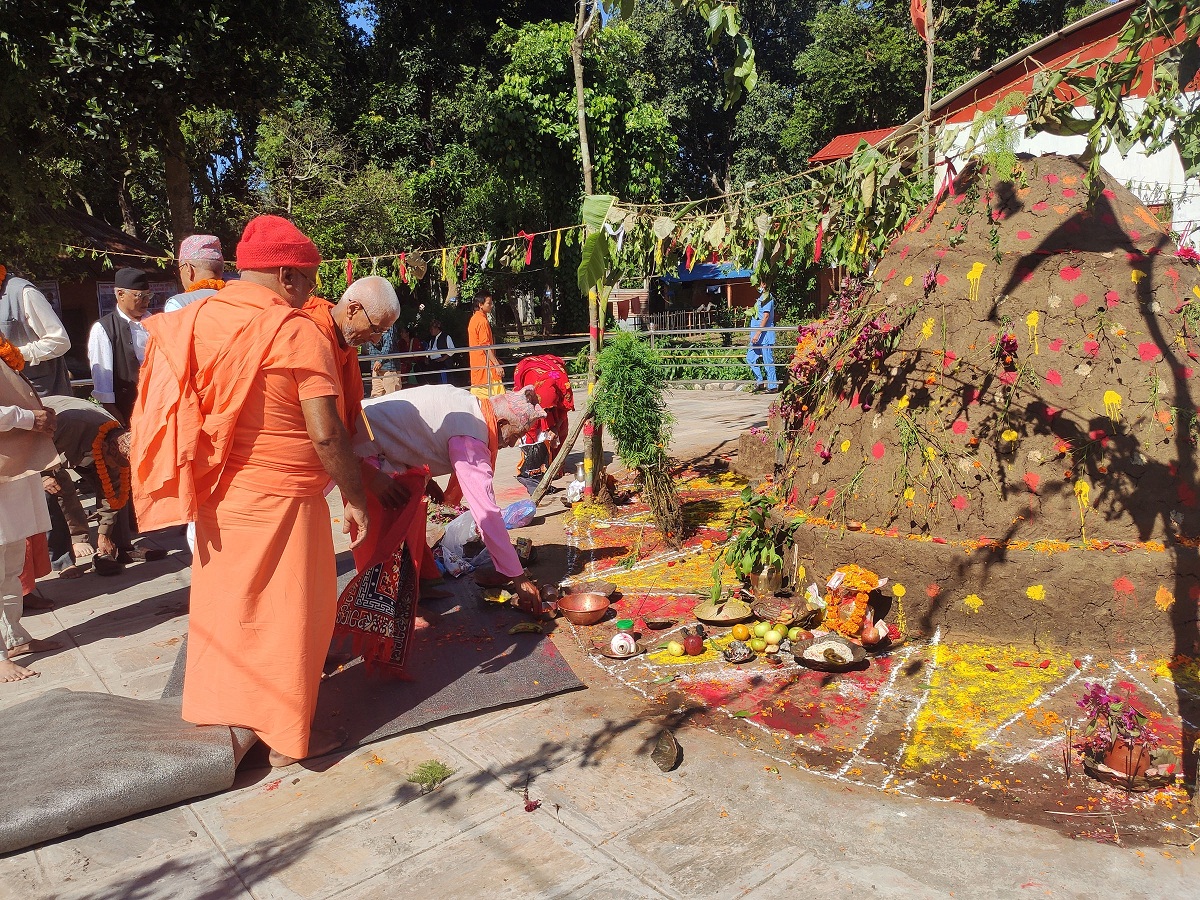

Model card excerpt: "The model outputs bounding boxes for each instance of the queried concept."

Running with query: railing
[622,309,720,332]
[67,326,796,391]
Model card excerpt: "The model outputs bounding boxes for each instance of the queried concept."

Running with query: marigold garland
[188,278,226,292]
[93,420,130,510]
[0,334,25,372]
[822,563,879,638]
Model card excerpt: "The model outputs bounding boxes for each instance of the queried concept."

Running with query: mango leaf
[703,216,727,248]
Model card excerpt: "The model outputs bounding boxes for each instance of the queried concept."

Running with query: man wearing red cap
[132,215,369,767]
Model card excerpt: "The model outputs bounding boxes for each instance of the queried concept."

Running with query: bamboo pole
[921,0,937,178]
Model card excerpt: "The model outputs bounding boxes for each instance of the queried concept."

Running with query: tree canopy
[0,0,1124,318]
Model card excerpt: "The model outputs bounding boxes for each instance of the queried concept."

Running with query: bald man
[302,276,401,436]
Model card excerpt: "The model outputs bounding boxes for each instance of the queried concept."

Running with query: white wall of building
[938,98,1200,248]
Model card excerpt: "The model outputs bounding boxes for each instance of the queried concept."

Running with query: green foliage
[406,759,456,794]
[595,332,684,540]
[722,486,799,580]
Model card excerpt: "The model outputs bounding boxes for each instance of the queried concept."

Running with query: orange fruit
[731,624,751,641]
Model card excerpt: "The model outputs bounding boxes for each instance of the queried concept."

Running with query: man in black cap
[88,268,154,425]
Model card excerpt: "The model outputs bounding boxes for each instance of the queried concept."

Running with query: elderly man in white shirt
[0,265,72,397]
[88,268,153,426]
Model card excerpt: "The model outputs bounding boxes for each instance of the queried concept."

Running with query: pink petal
[1024,472,1040,492]
[936,273,949,285]
[871,441,886,460]
[1045,369,1062,385]
[951,494,968,510]
[1049,338,1065,352]
[1105,290,1120,307]
[1062,188,1077,198]
[952,419,968,435]
[1017,230,1032,240]
[1072,293,1089,307]
[1059,266,1081,281]
[1137,342,1161,361]
[999,370,1018,385]
[1032,201,1049,211]
[1083,340,1100,357]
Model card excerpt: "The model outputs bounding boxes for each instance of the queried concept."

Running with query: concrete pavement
[2,390,1196,898]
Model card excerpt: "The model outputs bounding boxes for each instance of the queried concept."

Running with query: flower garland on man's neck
[189,278,226,292]
[93,420,130,510]
[0,334,25,372]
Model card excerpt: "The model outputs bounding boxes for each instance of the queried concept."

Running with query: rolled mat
[164,570,584,747]
[0,691,235,855]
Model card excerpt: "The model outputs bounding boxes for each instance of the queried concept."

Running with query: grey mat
[0,691,235,855]
[164,570,584,747]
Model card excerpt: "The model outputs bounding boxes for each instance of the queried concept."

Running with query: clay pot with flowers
[1075,682,1178,788]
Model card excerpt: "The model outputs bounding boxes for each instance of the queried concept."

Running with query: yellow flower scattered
[840,440,851,453]
[893,584,906,598]
[1026,584,1046,601]
[896,396,910,411]
[903,487,915,500]
[963,594,984,613]
[1001,429,1019,443]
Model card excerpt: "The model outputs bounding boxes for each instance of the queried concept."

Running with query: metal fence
[67,325,796,392]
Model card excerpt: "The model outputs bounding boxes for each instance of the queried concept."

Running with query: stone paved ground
[3,391,1198,898]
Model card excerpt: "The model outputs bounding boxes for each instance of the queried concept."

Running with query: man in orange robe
[468,293,503,395]
[302,276,400,435]
[132,215,369,767]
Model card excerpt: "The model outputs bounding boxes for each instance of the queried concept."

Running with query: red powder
[1049,338,1065,351]
[1045,369,1062,386]
[1059,266,1082,281]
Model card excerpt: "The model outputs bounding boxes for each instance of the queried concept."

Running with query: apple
[753,621,771,639]
[749,638,767,653]
[764,629,785,646]
[666,640,685,656]
[787,626,804,642]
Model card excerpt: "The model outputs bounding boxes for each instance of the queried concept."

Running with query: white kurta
[13,284,70,365]
[0,403,51,544]
[88,307,150,404]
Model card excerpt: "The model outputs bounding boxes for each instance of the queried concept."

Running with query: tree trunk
[572,1,595,196]
[117,173,139,239]
[163,116,196,245]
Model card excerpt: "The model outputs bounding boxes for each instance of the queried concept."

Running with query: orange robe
[302,296,364,435]
[468,309,498,390]
[131,282,340,758]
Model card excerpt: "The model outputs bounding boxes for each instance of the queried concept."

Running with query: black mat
[163,570,584,746]
[0,691,235,855]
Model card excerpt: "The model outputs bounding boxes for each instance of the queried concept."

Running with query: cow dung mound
[778,154,1200,653]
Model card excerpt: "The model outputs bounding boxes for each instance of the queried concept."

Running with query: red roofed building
[815,0,1200,245]
[810,127,899,163]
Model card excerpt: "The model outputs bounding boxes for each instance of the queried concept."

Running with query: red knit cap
[235,215,322,270]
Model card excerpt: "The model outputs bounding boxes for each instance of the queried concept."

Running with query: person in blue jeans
[746,288,778,392]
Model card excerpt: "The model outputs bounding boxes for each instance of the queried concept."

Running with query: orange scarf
[441,396,500,507]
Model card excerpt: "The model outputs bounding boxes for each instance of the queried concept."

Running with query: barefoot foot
[267,727,347,767]
[0,659,39,682]
[8,638,63,658]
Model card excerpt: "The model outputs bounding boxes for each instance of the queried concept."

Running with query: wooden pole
[584,287,602,496]
[921,0,937,179]
[530,402,594,506]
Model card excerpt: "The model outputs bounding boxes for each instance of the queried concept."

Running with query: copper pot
[556,592,610,625]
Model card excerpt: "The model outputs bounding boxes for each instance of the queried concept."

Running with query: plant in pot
[694,559,753,623]
[724,486,799,591]
[1076,682,1178,788]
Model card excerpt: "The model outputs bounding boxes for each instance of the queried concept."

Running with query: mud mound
[779,154,1200,652]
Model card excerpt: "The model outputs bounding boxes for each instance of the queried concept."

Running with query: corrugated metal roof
[809,127,899,162]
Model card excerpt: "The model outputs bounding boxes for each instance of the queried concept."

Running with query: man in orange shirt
[302,276,401,435]
[132,215,369,767]
[468,293,503,395]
